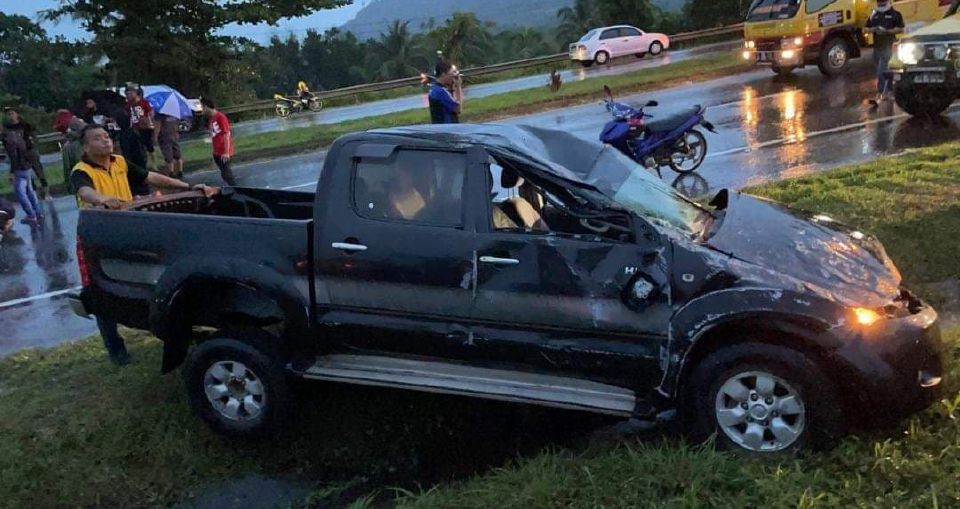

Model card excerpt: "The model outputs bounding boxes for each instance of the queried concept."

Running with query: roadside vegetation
[2,141,959,508]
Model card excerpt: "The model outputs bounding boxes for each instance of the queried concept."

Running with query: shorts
[137,129,155,152]
[159,131,181,162]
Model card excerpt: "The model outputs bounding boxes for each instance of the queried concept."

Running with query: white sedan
[569,25,670,67]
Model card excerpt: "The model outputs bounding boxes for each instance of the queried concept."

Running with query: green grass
[4,139,960,509]
[0,52,745,198]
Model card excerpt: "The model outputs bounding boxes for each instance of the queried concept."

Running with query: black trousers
[213,156,237,186]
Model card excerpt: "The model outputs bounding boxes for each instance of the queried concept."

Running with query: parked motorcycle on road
[599,85,715,175]
[273,93,323,118]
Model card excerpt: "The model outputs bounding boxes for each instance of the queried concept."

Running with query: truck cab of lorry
[891,13,960,115]
[742,0,946,76]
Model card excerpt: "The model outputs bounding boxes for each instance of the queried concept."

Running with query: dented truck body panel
[73,123,942,422]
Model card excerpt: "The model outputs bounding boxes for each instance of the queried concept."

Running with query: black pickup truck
[70,124,943,454]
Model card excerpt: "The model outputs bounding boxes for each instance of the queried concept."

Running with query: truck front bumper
[890,66,954,85]
[742,49,803,67]
[829,301,944,426]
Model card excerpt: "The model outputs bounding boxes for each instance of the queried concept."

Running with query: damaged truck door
[314,144,481,356]
[470,156,671,391]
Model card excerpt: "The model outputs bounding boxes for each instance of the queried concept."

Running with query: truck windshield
[587,146,710,237]
[746,0,801,21]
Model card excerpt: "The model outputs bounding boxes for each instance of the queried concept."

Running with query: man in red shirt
[125,83,157,170]
[200,97,237,186]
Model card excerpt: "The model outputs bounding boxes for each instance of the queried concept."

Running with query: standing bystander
[865,0,904,103]
[428,62,464,124]
[125,84,157,169]
[3,108,51,200]
[61,118,87,194]
[156,113,183,178]
[200,98,237,186]
[2,122,42,225]
[70,125,218,365]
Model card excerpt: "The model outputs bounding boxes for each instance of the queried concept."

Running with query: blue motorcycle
[599,85,716,175]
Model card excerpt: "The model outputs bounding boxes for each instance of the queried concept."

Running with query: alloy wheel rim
[203,360,267,422]
[829,45,847,68]
[714,370,806,452]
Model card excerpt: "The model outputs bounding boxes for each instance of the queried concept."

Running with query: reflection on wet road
[3,52,959,355]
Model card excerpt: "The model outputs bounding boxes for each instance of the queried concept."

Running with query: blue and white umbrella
[141,85,193,120]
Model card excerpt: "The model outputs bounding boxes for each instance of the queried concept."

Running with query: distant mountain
[340,0,687,40]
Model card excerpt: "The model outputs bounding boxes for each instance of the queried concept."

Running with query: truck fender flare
[657,287,847,397]
[150,257,310,372]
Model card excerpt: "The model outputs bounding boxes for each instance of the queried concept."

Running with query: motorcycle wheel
[307,98,324,112]
[275,103,291,118]
[668,129,707,174]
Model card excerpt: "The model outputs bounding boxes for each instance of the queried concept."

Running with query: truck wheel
[682,343,842,455]
[182,332,289,437]
[818,38,851,76]
[894,83,954,117]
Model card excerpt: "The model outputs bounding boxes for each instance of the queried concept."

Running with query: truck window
[805,0,837,13]
[747,0,801,20]
[353,150,466,227]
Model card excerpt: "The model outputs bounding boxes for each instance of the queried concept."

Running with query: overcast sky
[0,0,371,43]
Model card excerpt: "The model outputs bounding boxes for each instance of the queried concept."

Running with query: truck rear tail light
[77,238,91,287]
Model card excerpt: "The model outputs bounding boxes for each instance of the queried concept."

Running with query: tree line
[0,0,747,123]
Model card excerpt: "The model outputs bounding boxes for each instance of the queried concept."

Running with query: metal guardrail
[220,23,744,115]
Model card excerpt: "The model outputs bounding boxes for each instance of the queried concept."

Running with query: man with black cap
[428,62,464,124]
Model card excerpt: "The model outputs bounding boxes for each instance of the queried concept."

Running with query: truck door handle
[479,256,519,266]
[332,242,367,252]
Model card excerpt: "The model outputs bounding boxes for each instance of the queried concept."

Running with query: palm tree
[431,12,493,68]
[367,20,424,80]
[556,0,599,47]
[499,27,551,61]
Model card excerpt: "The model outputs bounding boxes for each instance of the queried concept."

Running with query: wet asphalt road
[3,52,960,356]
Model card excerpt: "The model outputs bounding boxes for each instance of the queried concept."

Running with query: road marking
[0,287,81,310]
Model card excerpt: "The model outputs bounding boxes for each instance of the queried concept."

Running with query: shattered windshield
[746,0,801,21]
[586,146,709,236]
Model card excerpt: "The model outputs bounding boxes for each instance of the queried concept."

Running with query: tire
[668,129,708,174]
[894,82,954,117]
[307,97,324,112]
[275,103,291,118]
[649,41,664,56]
[683,343,843,455]
[772,65,794,76]
[818,37,851,77]
[594,51,610,65]
[182,332,289,437]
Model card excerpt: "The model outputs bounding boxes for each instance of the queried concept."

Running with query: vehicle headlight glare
[743,50,751,60]
[746,40,756,49]
[782,49,796,59]
[853,307,882,326]
[898,42,921,65]
[793,37,803,46]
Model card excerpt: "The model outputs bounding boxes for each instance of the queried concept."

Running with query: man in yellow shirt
[71,125,217,365]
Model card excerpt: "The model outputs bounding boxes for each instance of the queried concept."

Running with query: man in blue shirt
[428,62,464,124]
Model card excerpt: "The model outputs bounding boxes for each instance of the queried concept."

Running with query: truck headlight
[745,40,756,49]
[781,37,803,48]
[781,49,796,59]
[743,50,752,60]
[898,42,922,65]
